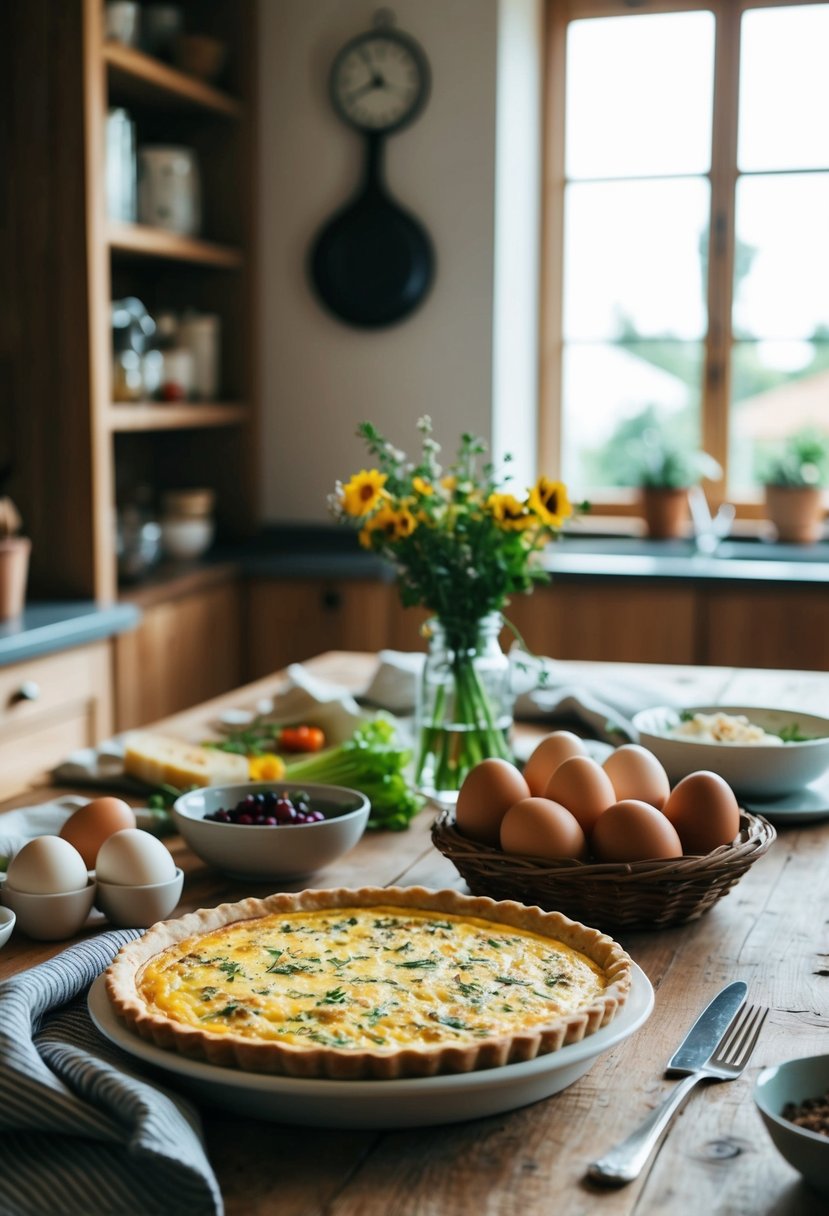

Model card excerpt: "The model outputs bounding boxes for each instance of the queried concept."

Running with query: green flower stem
[415,645,512,794]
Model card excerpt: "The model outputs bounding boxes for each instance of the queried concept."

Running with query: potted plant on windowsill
[629,430,721,540]
[762,430,828,545]
[0,496,31,620]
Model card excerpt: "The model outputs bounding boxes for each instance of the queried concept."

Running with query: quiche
[106,886,632,1079]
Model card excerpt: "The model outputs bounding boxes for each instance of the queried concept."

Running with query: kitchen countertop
[241,527,829,587]
[0,601,140,667]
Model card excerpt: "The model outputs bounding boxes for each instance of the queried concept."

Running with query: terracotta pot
[0,537,31,620]
[640,487,689,540]
[764,485,825,544]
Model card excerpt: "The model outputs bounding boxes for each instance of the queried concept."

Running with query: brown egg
[455,759,530,846]
[663,770,741,855]
[543,755,616,835]
[603,744,671,810]
[500,797,588,861]
[522,731,587,796]
[591,799,683,863]
[59,796,137,868]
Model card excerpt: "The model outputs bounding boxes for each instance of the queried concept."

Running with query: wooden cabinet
[700,585,829,671]
[245,579,395,680]
[3,0,257,603]
[504,583,698,665]
[0,644,113,798]
[114,576,242,729]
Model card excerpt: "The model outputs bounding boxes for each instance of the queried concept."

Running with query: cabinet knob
[322,588,342,611]
[11,680,41,704]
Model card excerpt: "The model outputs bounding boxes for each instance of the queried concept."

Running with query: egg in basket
[431,733,776,930]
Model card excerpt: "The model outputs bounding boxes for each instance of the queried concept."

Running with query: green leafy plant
[627,428,721,490]
[761,429,829,488]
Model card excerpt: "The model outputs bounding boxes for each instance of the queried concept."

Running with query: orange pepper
[278,725,326,753]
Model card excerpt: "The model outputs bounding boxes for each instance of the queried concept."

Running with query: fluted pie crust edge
[105,886,632,1080]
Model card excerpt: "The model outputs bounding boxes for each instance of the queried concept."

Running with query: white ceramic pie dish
[89,963,654,1127]
[633,705,829,796]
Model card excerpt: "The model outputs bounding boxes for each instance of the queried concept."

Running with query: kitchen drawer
[0,642,113,797]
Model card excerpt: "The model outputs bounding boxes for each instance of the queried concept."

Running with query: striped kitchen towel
[0,931,223,1216]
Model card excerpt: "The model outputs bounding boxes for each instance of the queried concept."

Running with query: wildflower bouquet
[331,418,575,796]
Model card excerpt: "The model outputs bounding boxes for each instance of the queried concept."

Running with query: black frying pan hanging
[310,134,434,329]
[308,13,435,329]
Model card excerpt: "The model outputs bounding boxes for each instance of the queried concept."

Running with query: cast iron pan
[310,133,435,329]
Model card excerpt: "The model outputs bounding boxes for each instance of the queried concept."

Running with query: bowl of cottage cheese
[632,705,829,797]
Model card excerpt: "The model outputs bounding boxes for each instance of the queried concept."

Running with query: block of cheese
[123,732,249,788]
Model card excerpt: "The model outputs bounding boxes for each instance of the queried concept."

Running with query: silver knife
[587,981,748,1187]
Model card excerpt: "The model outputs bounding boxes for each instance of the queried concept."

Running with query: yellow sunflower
[528,478,572,527]
[487,492,534,531]
[364,503,417,543]
[341,469,388,517]
[412,476,434,496]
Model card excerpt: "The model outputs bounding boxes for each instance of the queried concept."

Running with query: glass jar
[414,612,515,801]
[105,107,137,222]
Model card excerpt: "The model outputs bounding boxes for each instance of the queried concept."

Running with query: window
[542,1,829,517]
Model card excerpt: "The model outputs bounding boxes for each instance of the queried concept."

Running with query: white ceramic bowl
[754,1054,829,1197]
[0,905,16,948]
[633,705,829,797]
[96,867,184,928]
[160,516,214,560]
[1,878,97,940]
[172,783,371,880]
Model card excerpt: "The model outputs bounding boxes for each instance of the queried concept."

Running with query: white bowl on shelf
[160,516,215,560]
[633,705,829,797]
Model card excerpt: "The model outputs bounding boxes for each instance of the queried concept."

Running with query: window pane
[739,5,829,172]
[562,341,704,495]
[730,340,829,492]
[563,179,710,341]
[565,12,714,180]
[733,174,829,339]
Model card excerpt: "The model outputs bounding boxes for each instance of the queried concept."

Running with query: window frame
[540,0,827,523]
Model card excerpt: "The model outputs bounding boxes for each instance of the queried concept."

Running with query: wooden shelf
[104,42,243,118]
[108,222,243,267]
[108,402,250,431]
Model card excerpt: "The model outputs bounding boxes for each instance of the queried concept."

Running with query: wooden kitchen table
[1,652,828,1216]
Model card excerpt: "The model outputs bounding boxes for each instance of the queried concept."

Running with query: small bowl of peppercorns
[754,1053,829,1198]
[172,783,370,881]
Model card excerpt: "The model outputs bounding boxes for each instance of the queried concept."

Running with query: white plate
[88,964,653,1128]
[741,770,829,823]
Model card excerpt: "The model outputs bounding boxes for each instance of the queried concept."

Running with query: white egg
[6,836,89,894]
[95,828,176,886]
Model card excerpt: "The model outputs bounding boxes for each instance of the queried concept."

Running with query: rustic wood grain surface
[1,652,827,1216]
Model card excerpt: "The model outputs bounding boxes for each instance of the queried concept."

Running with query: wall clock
[309,10,435,329]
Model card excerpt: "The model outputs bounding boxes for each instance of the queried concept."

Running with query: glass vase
[414,612,515,800]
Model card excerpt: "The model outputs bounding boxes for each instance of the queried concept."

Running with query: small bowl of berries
[172,782,371,881]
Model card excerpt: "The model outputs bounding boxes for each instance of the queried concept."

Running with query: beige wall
[257,0,502,522]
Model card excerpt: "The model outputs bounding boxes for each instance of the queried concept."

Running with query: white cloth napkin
[362,648,686,741]
[0,931,223,1216]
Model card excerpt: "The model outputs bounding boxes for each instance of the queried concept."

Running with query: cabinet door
[0,642,113,798]
[115,582,242,730]
[505,584,698,665]
[245,579,393,679]
[701,587,829,671]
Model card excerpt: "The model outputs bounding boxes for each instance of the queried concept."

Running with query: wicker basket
[432,808,776,930]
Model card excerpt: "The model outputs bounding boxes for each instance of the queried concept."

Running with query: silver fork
[587,1002,769,1187]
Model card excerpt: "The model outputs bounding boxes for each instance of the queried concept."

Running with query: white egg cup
[95,867,184,928]
[0,905,16,948]
[1,878,97,941]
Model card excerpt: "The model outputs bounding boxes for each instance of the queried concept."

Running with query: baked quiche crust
[105,886,632,1079]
